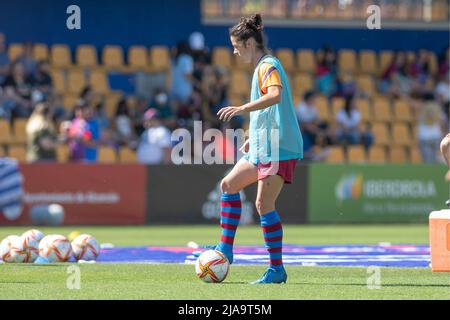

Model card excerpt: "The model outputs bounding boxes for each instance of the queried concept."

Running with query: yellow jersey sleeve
[258,62,282,95]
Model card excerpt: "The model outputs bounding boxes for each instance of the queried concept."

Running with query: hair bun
[245,14,263,32]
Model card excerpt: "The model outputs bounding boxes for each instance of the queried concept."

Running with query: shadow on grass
[223,281,449,288]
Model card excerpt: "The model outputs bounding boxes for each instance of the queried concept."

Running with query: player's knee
[220,179,235,194]
[255,198,273,215]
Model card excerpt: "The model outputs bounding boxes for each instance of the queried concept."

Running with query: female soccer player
[196,14,303,284]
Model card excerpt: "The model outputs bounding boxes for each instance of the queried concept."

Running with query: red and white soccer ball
[39,235,72,262]
[71,234,100,261]
[9,236,40,263]
[0,235,20,263]
[22,229,45,243]
[195,250,230,283]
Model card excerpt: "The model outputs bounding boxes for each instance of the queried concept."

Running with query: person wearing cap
[136,108,172,164]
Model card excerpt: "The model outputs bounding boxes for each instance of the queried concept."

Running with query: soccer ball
[0,235,20,263]
[71,234,100,261]
[9,236,40,263]
[22,229,45,243]
[195,250,230,283]
[39,235,72,263]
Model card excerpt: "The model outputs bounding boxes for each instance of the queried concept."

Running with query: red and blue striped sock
[260,210,283,269]
[217,193,241,252]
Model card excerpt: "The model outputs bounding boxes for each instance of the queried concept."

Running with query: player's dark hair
[229,14,266,51]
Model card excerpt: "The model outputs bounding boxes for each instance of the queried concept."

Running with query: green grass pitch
[0,225,449,300]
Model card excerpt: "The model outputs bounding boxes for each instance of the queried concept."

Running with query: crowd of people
[0,30,449,164]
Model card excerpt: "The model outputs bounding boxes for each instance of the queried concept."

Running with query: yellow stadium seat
[103,45,124,70]
[76,45,98,68]
[51,44,72,68]
[292,73,314,97]
[391,122,412,147]
[338,49,357,73]
[56,144,70,163]
[89,70,109,94]
[372,122,390,146]
[67,69,86,94]
[357,75,376,97]
[358,50,377,75]
[0,119,12,144]
[33,43,49,61]
[12,119,27,144]
[326,146,345,163]
[98,146,117,163]
[229,71,250,96]
[276,48,295,73]
[372,96,392,123]
[331,97,345,117]
[296,49,316,73]
[315,96,331,121]
[63,94,80,112]
[7,145,27,162]
[410,146,422,163]
[119,147,137,163]
[149,46,170,72]
[368,146,387,163]
[8,43,24,61]
[128,46,148,70]
[212,47,232,69]
[347,145,366,163]
[355,98,372,122]
[389,146,408,163]
[50,69,66,94]
[393,99,413,123]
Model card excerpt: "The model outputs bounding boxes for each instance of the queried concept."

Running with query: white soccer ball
[0,235,20,263]
[9,236,39,263]
[22,229,45,243]
[195,250,230,283]
[39,235,72,263]
[71,234,100,261]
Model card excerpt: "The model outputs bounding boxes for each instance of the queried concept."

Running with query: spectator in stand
[0,86,17,120]
[131,95,148,137]
[1,61,33,118]
[137,108,172,165]
[315,46,337,97]
[31,60,52,97]
[114,98,137,148]
[25,102,57,162]
[438,46,449,79]
[15,42,37,76]
[436,72,450,120]
[150,89,176,129]
[0,33,9,84]
[409,49,432,98]
[296,91,332,159]
[67,104,95,162]
[379,51,406,94]
[170,41,194,107]
[417,93,447,163]
[335,95,373,147]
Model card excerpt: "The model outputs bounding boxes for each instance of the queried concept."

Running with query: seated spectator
[296,91,332,159]
[67,104,95,162]
[2,61,33,117]
[15,42,37,76]
[150,89,176,129]
[417,93,447,163]
[137,108,172,164]
[31,60,52,97]
[114,98,137,147]
[25,102,57,162]
[315,46,337,97]
[335,96,362,146]
[0,33,9,84]
[379,51,406,94]
[131,95,148,137]
[335,71,358,98]
[0,86,17,120]
[409,49,432,98]
[436,72,450,120]
[170,41,194,107]
[438,46,449,79]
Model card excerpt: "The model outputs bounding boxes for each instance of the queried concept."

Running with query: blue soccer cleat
[251,266,287,284]
[192,244,234,264]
